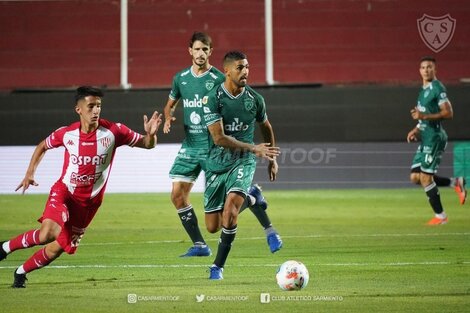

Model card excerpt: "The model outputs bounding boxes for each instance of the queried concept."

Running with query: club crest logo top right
[417,14,456,53]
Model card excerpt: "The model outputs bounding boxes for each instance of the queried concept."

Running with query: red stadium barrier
[0,0,468,89]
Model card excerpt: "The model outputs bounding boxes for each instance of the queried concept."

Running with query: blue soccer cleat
[208,265,224,280]
[248,184,268,210]
[267,232,283,253]
[179,245,212,257]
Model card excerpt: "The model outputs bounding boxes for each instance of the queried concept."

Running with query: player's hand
[410,107,422,120]
[163,117,176,134]
[406,128,419,143]
[268,159,278,181]
[15,176,38,194]
[143,111,163,136]
[253,143,280,161]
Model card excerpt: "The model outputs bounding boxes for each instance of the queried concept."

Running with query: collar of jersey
[221,83,246,99]
[422,79,436,90]
[191,66,213,78]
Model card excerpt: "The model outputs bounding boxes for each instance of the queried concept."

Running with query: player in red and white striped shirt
[0,86,162,288]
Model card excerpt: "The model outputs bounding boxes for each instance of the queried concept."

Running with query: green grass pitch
[0,189,469,313]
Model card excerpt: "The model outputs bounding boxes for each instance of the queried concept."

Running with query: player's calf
[2,229,41,256]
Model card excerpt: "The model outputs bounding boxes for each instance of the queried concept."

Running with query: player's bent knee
[206,218,221,233]
[206,224,220,234]
[38,231,57,244]
[420,175,433,187]
[170,188,191,208]
[222,207,239,228]
[410,173,420,184]
[205,212,222,233]
[39,220,62,244]
[170,192,185,208]
[45,241,64,260]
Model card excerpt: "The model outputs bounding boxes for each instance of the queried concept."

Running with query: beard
[194,57,207,67]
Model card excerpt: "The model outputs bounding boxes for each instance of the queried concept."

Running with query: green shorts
[203,161,256,213]
[169,147,208,183]
[411,134,447,174]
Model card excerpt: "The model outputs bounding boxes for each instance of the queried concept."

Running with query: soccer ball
[276,260,309,291]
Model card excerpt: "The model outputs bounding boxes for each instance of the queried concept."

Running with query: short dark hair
[420,56,436,64]
[189,32,212,48]
[223,51,247,67]
[75,86,103,103]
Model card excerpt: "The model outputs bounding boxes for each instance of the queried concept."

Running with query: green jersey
[416,79,449,139]
[203,84,268,173]
[169,66,225,148]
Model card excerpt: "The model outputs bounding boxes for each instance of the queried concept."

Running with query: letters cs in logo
[417,14,456,53]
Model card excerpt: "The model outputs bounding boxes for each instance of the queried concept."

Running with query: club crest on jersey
[244,98,254,111]
[205,80,215,91]
[100,137,111,149]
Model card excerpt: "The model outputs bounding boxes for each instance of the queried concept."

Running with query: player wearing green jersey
[163,33,282,258]
[407,56,466,226]
[203,51,281,280]
[163,32,224,257]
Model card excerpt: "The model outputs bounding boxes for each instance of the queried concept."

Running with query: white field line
[0,261,469,270]
[81,232,470,246]
[1,233,468,270]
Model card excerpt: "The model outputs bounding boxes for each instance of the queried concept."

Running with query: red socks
[8,229,40,252]
[22,248,52,273]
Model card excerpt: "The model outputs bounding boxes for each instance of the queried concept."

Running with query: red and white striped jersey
[45,119,142,201]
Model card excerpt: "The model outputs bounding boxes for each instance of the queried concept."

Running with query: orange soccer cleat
[454,177,467,205]
[427,216,448,226]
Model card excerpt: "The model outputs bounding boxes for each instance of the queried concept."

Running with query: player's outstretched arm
[15,140,48,194]
[208,121,280,162]
[137,111,163,149]
[258,119,279,181]
[163,98,178,134]
[252,143,280,162]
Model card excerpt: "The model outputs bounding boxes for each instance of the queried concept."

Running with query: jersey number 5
[237,168,244,179]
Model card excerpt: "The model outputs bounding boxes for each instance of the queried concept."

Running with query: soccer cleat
[267,232,283,253]
[208,265,223,280]
[12,270,27,288]
[427,216,448,226]
[454,177,467,205]
[179,245,212,257]
[0,241,7,261]
[248,184,268,210]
